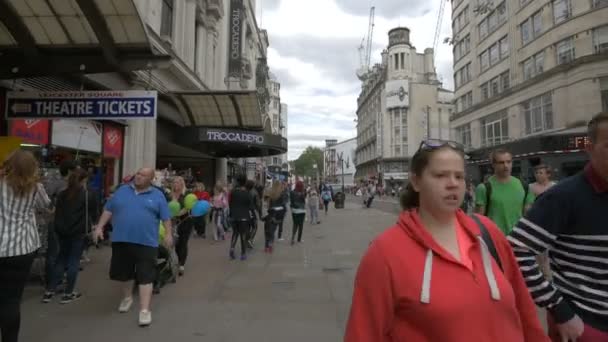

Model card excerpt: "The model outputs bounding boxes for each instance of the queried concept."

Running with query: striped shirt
[508,164,608,332]
[0,179,51,257]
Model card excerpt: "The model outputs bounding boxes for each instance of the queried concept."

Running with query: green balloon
[168,200,181,217]
[184,193,198,210]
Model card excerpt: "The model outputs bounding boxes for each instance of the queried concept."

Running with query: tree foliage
[293,146,324,177]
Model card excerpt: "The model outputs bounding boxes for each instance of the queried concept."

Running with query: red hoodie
[345,210,548,342]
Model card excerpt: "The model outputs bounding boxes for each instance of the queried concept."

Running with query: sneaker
[118,296,134,313]
[278,238,285,241]
[229,249,236,260]
[264,247,270,253]
[139,310,152,326]
[60,292,82,304]
[41,291,54,303]
[290,240,295,246]
[178,266,185,276]
[269,246,273,254]
[240,254,247,261]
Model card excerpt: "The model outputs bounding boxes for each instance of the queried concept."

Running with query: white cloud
[261,0,453,160]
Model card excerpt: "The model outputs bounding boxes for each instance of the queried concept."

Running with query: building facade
[355,27,454,187]
[450,0,608,182]
[0,0,287,193]
[323,138,356,188]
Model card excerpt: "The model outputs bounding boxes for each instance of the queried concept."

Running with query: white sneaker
[118,297,133,313]
[139,310,152,326]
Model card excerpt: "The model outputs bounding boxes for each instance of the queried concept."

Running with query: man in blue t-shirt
[93,167,172,327]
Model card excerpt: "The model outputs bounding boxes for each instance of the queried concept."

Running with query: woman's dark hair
[66,168,88,200]
[294,181,304,193]
[235,174,248,188]
[400,146,465,210]
[245,179,255,191]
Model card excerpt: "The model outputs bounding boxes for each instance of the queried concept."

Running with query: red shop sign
[103,124,123,159]
[9,119,50,145]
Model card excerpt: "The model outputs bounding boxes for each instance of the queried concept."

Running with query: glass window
[491,77,500,97]
[480,51,489,71]
[401,53,405,69]
[481,83,489,100]
[467,92,473,108]
[593,25,608,53]
[523,58,534,80]
[556,37,575,64]
[394,54,399,70]
[489,44,499,64]
[501,71,510,90]
[521,19,531,45]
[499,36,509,59]
[465,35,471,53]
[535,51,544,73]
[160,0,174,38]
[522,93,553,135]
[553,0,571,24]
[533,12,542,37]
[479,19,488,39]
[497,2,507,23]
[489,12,498,31]
[593,0,608,8]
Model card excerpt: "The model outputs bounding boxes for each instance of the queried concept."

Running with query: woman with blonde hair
[0,150,51,342]
[263,180,287,253]
[170,176,194,276]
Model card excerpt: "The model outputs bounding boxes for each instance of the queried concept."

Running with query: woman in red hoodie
[345,140,548,342]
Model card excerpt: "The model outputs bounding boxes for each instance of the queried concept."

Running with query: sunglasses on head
[417,139,465,152]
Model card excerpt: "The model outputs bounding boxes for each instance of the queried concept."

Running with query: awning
[0,0,170,79]
[170,91,264,129]
[157,140,214,162]
[175,127,287,158]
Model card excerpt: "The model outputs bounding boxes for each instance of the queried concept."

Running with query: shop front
[466,127,590,183]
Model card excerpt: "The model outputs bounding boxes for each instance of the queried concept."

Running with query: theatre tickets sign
[5,90,157,120]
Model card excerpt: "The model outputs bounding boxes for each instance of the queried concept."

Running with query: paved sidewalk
[20,201,398,342]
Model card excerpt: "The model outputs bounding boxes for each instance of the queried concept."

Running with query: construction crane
[432,0,447,57]
[357,6,375,81]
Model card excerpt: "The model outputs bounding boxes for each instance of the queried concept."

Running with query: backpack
[484,178,529,216]
[322,192,331,201]
[471,214,503,272]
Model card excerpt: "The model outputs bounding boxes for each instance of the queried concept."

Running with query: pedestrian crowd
[0,150,339,341]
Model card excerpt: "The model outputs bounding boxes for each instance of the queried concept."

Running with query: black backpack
[484,178,529,216]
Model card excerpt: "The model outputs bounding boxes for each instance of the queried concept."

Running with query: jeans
[309,205,319,224]
[175,217,194,267]
[48,236,84,294]
[0,253,35,342]
[265,209,284,248]
[230,220,249,256]
[291,213,306,242]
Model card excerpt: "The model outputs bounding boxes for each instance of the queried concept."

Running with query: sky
[257,0,454,160]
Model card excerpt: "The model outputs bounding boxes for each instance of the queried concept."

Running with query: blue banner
[5,90,157,119]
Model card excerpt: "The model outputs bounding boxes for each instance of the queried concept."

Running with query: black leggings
[175,217,194,267]
[248,213,258,245]
[230,220,249,255]
[291,213,306,242]
[0,253,35,342]
[193,215,207,236]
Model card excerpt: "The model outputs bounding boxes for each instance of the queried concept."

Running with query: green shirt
[475,176,535,235]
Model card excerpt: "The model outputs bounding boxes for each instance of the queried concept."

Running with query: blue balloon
[191,200,210,217]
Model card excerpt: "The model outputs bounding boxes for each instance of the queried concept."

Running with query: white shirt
[0,180,51,257]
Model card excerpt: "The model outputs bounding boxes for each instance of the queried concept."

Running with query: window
[521,0,533,6]
[455,63,471,88]
[523,51,544,80]
[593,26,608,53]
[481,83,489,100]
[553,0,571,24]
[160,0,174,38]
[481,110,509,146]
[480,36,508,72]
[521,11,542,45]
[593,0,608,8]
[401,53,405,69]
[480,70,510,101]
[454,34,471,61]
[523,93,553,135]
[453,6,470,33]
[601,78,608,111]
[394,54,399,70]
[455,124,472,147]
[456,92,473,112]
[499,36,509,59]
[478,1,507,40]
[556,37,575,64]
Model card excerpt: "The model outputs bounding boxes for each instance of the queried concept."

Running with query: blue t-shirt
[105,184,170,247]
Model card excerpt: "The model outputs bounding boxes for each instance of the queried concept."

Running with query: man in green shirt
[475,149,535,235]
